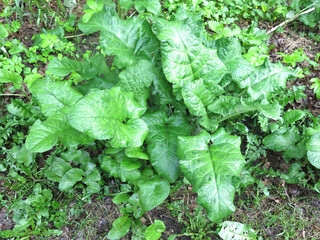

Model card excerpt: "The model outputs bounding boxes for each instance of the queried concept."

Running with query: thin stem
[0,93,26,97]
[65,33,86,39]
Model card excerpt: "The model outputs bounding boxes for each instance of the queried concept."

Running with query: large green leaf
[134,0,161,15]
[306,133,320,169]
[59,168,84,192]
[100,154,142,182]
[216,38,255,89]
[25,115,93,152]
[153,18,227,100]
[107,216,132,240]
[118,60,156,107]
[48,55,108,79]
[138,176,170,211]
[246,59,292,100]
[29,77,83,117]
[0,70,22,89]
[177,129,245,222]
[79,10,158,68]
[218,221,257,240]
[142,111,192,183]
[262,128,305,160]
[68,87,148,148]
[0,24,8,38]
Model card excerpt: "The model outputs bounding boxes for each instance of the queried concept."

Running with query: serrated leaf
[107,216,132,240]
[134,0,161,15]
[118,60,156,107]
[59,168,84,191]
[153,18,227,100]
[138,176,170,211]
[142,111,192,183]
[26,115,93,152]
[177,129,245,222]
[306,133,320,169]
[68,87,148,148]
[218,221,257,240]
[29,77,83,117]
[0,70,22,89]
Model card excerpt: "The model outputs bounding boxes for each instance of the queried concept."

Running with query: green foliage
[218,221,258,240]
[145,220,165,240]
[2,0,319,239]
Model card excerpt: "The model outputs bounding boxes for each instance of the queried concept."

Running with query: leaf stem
[65,33,86,39]
[0,93,26,97]
[218,105,258,123]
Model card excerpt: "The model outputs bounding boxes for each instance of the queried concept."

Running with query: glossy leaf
[68,87,148,148]
[177,129,245,222]
[26,115,93,153]
[134,0,161,15]
[142,111,192,182]
[246,60,293,100]
[29,77,83,117]
[218,221,257,240]
[216,38,255,88]
[306,133,320,169]
[118,60,156,107]
[0,70,22,89]
[80,10,158,68]
[145,220,165,240]
[107,216,132,240]
[59,168,84,191]
[153,18,227,100]
[138,176,170,211]
[100,155,141,182]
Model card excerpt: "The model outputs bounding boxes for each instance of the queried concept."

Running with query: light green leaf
[177,129,245,222]
[59,168,84,191]
[138,176,170,211]
[47,57,82,77]
[100,155,141,182]
[45,157,72,182]
[153,18,227,100]
[80,11,158,68]
[145,220,165,240]
[118,60,156,107]
[306,133,320,169]
[29,77,83,117]
[107,216,132,240]
[83,179,101,194]
[26,115,93,152]
[119,0,133,10]
[0,70,22,89]
[134,0,161,15]
[142,111,193,183]
[247,59,293,100]
[218,221,257,240]
[68,87,148,148]
[0,24,8,38]
[216,38,255,88]
[125,147,149,160]
[284,110,306,125]
[258,100,281,120]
